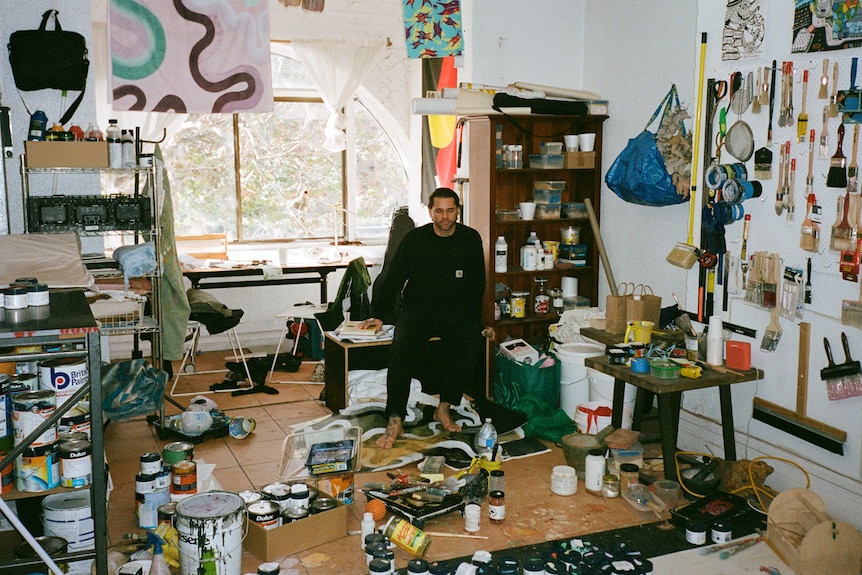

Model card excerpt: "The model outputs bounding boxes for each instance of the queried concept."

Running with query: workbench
[580,327,762,480]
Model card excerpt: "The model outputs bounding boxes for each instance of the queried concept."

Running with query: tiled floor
[100,351,665,575]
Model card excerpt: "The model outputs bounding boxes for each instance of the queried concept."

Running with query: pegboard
[703,51,862,323]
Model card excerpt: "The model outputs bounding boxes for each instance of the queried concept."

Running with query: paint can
[163,441,194,464]
[171,460,197,495]
[711,521,733,544]
[246,500,282,530]
[9,372,39,392]
[316,471,355,504]
[0,374,12,453]
[42,490,94,572]
[39,357,88,407]
[175,491,245,575]
[12,389,57,447]
[58,430,88,444]
[136,471,171,530]
[685,520,707,545]
[140,452,162,475]
[14,535,68,574]
[258,562,281,575]
[59,439,92,488]
[59,402,91,436]
[238,489,263,505]
[261,482,293,511]
[310,496,338,514]
[158,501,178,526]
[15,442,59,492]
[0,452,13,494]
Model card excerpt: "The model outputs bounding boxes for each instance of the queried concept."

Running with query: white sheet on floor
[648,536,796,574]
[344,368,437,419]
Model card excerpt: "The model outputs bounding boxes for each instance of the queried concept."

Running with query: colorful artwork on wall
[792,0,862,53]
[109,0,273,113]
[401,0,463,59]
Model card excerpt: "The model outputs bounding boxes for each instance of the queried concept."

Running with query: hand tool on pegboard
[699,74,718,321]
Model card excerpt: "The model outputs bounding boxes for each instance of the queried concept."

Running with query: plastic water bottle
[526,230,540,245]
[475,418,497,457]
[106,119,122,168]
[121,129,135,168]
[494,236,508,273]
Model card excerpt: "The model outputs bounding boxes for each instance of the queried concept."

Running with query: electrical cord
[674,451,810,510]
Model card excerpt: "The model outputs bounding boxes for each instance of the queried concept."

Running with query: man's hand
[358,318,383,330]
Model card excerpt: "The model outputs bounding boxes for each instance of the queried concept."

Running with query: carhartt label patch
[455,269,464,278]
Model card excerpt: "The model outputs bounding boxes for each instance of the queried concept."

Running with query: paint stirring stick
[720,536,763,559]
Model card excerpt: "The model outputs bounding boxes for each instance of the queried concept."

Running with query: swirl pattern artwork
[110,0,273,113]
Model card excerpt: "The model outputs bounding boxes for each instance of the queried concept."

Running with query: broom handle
[688,32,708,246]
[585,197,618,296]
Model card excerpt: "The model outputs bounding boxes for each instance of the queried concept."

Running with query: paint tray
[278,425,362,480]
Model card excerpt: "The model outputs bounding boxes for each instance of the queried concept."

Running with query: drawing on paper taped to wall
[793,0,862,53]
[722,0,766,61]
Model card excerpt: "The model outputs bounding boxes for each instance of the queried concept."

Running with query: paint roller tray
[650,359,681,379]
[278,425,362,480]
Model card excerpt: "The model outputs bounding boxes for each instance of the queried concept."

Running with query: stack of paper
[334,320,394,342]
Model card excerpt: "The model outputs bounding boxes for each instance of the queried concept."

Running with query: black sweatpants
[384,311,482,418]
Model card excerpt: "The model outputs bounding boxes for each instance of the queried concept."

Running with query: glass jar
[532,276,550,315]
[488,490,505,523]
[549,288,564,314]
[601,474,620,498]
[489,469,505,493]
[619,463,640,496]
[510,292,528,318]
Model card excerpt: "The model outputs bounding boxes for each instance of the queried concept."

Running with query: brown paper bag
[626,284,661,326]
[605,283,634,334]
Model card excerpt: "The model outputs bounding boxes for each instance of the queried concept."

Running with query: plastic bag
[102,359,167,420]
[493,353,560,410]
[605,85,689,207]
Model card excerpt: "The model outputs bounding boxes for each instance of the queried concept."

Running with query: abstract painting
[110,0,272,113]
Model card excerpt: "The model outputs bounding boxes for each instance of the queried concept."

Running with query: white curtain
[292,39,386,152]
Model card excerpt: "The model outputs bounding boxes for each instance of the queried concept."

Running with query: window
[163,50,408,243]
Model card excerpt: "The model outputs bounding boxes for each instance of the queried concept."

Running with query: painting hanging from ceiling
[721,0,765,60]
[110,0,273,113]
[401,0,463,59]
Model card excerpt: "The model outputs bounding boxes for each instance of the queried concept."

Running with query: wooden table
[580,328,762,480]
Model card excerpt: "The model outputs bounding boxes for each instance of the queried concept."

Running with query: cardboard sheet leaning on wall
[0,232,93,287]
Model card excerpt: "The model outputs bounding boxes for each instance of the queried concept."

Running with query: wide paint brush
[826,123,847,188]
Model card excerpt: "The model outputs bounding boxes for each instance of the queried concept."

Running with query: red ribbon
[578,404,613,434]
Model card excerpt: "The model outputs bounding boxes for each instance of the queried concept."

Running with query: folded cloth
[113,241,157,289]
[259,263,284,280]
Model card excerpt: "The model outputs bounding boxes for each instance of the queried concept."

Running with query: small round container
[711,521,733,544]
[619,463,640,496]
[650,358,681,379]
[27,283,50,307]
[4,287,28,310]
[510,291,528,318]
[601,473,620,498]
[686,521,707,545]
[550,465,577,496]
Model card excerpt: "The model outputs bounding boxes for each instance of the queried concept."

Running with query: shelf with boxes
[466,114,606,385]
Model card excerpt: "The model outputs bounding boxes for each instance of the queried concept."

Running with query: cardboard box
[564,151,596,169]
[244,498,348,561]
[25,141,109,168]
[499,338,539,365]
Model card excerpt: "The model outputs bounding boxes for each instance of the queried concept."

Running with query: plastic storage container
[562,202,586,218]
[533,189,563,204]
[535,204,561,219]
[539,142,564,155]
[529,154,565,169]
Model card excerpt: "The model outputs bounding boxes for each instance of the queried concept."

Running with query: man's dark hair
[427,187,460,209]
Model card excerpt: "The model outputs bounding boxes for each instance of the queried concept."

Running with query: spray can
[28,111,48,141]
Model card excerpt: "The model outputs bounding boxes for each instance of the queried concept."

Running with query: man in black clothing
[359,187,488,448]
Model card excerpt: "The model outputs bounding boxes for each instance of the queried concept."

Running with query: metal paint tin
[163,441,194,464]
[57,431,88,444]
[15,441,60,492]
[140,452,162,475]
[1,452,13,494]
[258,562,281,575]
[238,489,263,505]
[59,439,92,488]
[310,497,337,514]
[282,506,309,523]
[261,482,293,511]
[12,389,57,447]
[246,500,282,530]
[39,358,88,407]
[158,501,177,526]
[175,492,245,575]
[0,374,11,452]
[9,372,38,392]
[171,460,197,495]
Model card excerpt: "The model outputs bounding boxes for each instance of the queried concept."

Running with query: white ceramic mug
[563,135,579,152]
[519,201,536,220]
[579,133,597,152]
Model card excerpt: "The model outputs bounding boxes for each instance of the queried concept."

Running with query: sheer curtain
[292,39,386,152]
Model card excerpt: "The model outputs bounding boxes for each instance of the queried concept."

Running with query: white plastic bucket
[554,342,605,421]
[42,491,94,572]
[175,491,245,575]
[588,367,636,429]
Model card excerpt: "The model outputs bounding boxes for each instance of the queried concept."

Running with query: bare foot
[375,415,404,449]
[434,402,462,433]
